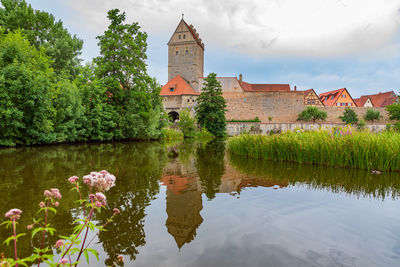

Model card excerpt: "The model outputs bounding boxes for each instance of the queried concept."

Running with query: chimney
[294,85,297,91]
[239,74,243,83]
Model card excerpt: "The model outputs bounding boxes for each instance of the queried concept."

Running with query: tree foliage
[177,109,197,138]
[386,100,400,121]
[94,9,165,140]
[195,73,226,137]
[297,106,327,122]
[339,107,358,125]
[363,108,381,122]
[0,30,55,146]
[0,0,83,77]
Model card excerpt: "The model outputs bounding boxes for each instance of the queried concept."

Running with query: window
[337,103,340,106]
[183,34,186,39]
[331,95,335,100]
[307,100,311,104]
[243,98,247,102]
[185,47,189,55]
[179,35,181,39]
[169,87,174,92]
[325,96,328,101]
[342,94,346,98]
[176,50,178,55]
[311,100,315,104]
[192,99,195,102]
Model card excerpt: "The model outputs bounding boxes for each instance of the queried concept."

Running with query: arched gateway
[168,111,179,122]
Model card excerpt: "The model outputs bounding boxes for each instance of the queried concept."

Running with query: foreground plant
[1,170,121,266]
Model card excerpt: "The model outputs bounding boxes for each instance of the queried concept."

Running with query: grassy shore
[228,127,400,172]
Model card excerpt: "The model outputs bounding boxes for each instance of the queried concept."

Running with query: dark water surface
[1,140,400,267]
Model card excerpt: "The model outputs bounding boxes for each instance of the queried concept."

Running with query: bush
[177,109,197,138]
[161,128,183,141]
[357,119,366,129]
[297,106,327,122]
[339,107,358,124]
[386,102,400,121]
[364,108,381,122]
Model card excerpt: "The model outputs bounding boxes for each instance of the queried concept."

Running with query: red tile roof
[160,75,200,96]
[240,81,290,92]
[319,88,355,107]
[353,96,371,107]
[361,91,398,107]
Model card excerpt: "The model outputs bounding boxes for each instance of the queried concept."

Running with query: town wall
[224,91,305,123]
[320,107,389,123]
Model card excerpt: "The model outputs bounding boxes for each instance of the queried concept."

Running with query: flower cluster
[68,176,79,184]
[44,188,62,200]
[83,170,116,192]
[5,209,22,221]
[89,192,107,207]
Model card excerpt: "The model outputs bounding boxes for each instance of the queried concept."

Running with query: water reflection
[1,141,400,266]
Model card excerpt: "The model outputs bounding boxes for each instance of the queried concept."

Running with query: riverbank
[228,127,400,172]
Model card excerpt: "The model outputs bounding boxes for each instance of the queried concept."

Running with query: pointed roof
[160,75,200,96]
[354,96,372,107]
[168,19,204,50]
[361,91,397,107]
[319,88,355,106]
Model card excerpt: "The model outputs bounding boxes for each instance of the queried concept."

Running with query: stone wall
[226,122,388,136]
[320,106,389,123]
[224,91,305,123]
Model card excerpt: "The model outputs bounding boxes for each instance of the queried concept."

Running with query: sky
[26,0,400,97]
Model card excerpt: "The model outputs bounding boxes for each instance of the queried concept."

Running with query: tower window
[185,47,189,55]
[176,51,178,55]
[183,34,186,39]
[179,35,181,39]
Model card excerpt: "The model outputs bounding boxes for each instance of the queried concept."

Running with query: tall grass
[228,127,400,172]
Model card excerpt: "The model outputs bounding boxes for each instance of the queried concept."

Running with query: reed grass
[228,127,400,172]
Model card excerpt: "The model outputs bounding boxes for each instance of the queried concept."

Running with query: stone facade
[168,20,204,91]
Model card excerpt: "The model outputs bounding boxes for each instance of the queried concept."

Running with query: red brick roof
[360,91,398,107]
[160,75,200,96]
[319,88,355,106]
[240,81,290,92]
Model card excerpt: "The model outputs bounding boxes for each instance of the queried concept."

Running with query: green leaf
[86,248,99,261]
[31,227,43,238]
[83,250,89,264]
[2,235,15,246]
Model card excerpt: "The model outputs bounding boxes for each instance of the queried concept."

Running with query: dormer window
[169,87,175,92]
[331,95,335,100]
[325,96,328,101]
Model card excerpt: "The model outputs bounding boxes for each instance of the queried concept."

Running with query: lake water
[1,140,400,267]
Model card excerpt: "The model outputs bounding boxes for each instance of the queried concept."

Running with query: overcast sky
[27,0,400,97]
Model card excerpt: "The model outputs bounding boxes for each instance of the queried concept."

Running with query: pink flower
[89,194,95,202]
[44,190,52,198]
[82,170,116,192]
[59,258,68,265]
[95,192,106,201]
[68,176,79,184]
[39,202,46,208]
[5,209,22,220]
[55,239,64,248]
[95,201,102,208]
[53,202,59,207]
[117,255,124,262]
[83,176,92,186]
[50,188,62,199]
[27,224,33,230]
[113,208,120,215]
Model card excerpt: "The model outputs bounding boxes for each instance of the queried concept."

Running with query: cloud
[64,0,400,58]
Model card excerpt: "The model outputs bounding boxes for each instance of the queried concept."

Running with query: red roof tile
[353,96,370,107]
[161,75,200,96]
[319,88,355,107]
[240,81,290,92]
[361,91,398,107]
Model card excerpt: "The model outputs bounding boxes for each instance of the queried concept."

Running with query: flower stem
[37,207,48,267]
[74,208,94,266]
[12,219,18,267]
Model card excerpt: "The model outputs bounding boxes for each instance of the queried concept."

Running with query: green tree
[177,109,197,138]
[339,107,358,124]
[386,99,400,121]
[195,72,226,137]
[363,108,381,122]
[94,9,164,140]
[297,106,327,122]
[75,63,118,141]
[0,30,55,146]
[0,0,83,77]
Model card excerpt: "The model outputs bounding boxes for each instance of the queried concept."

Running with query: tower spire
[182,12,184,20]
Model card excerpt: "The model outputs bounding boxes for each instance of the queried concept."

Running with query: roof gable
[363,91,398,107]
[160,75,200,96]
[168,19,204,50]
[319,88,355,106]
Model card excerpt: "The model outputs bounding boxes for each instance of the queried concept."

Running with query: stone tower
[168,19,204,91]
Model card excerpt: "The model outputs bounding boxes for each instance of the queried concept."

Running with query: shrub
[297,106,327,122]
[161,128,183,141]
[357,119,366,129]
[386,101,400,121]
[364,108,381,122]
[339,107,358,124]
[177,109,197,138]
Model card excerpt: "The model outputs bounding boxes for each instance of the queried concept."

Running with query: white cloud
[65,0,400,58]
